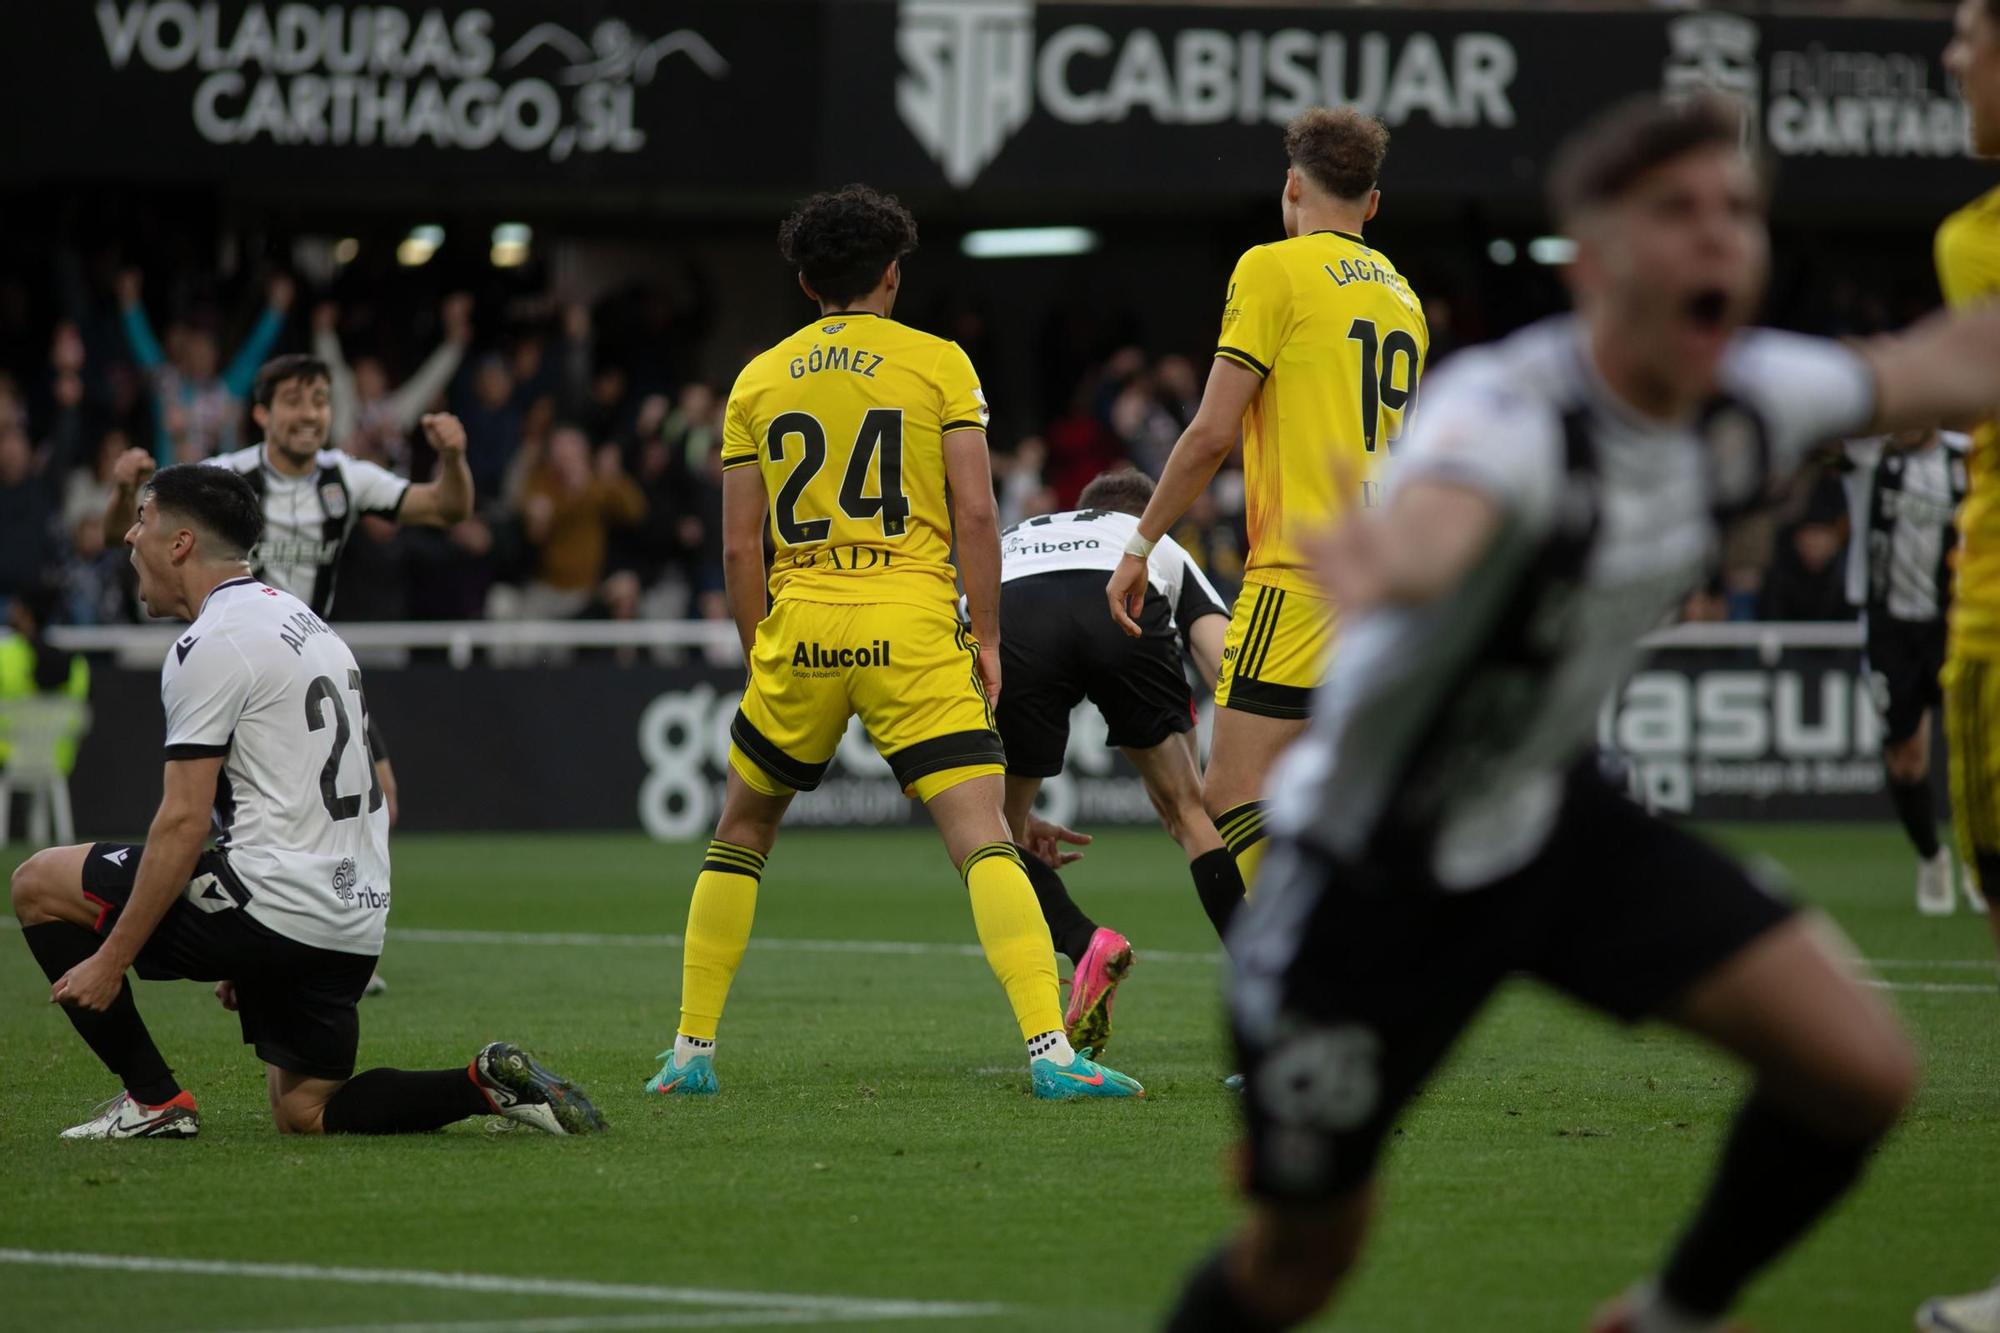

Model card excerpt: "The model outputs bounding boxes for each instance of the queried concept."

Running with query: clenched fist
[420,412,467,455]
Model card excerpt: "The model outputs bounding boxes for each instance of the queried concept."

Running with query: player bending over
[996,467,1236,1053]
[645,186,1140,1100]
[1107,107,1427,901]
[1164,95,2000,1333]
[10,465,601,1139]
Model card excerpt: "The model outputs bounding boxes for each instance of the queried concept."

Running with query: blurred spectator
[118,269,293,462]
[0,584,91,770]
[0,424,60,608]
[315,293,472,466]
[1044,381,1126,508]
[488,424,647,624]
[995,436,1054,528]
[58,428,137,624]
[1758,475,1852,621]
[454,353,529,501]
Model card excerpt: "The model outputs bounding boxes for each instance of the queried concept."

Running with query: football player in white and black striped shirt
[1841,428,1983,915]
[105,354,474,996]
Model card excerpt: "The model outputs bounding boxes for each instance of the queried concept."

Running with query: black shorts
[996,571,1195,778]
[1865,615,1946,745]
[81,843,377,1080]
[1231,773,1796,1203]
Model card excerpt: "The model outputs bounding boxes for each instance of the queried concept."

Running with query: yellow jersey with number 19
[1215,230,1427,597]
[1938,186,2000,658]
[720,311,989,611]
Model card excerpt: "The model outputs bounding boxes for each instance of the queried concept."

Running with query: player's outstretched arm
[720,463,770,662]
[51,757,220,1012]
[398,413,475,526]
[1862,304,2000,434]
[943,427,1004,706]
[1108,357,1260,635]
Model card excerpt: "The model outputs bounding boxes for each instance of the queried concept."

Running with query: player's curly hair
[1284,107,1389,202]
[778,185,919,308]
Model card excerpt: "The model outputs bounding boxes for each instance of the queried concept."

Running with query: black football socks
[1189,847,1246,944]
[1656,1094,1877,1318]
[322,1066,493,1134]
[22,921,180,1106]
[1887,777,1942,859]
[1018,847,1099,968]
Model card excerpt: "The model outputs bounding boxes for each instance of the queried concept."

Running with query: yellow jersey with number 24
[721,311,989,610]
[1215,230,1427,597]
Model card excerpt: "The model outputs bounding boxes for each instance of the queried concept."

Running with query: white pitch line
[0,1251,1003,1322]
[246,1312,895,1333]
[389,926,1226,966]
[390,926,2000,984]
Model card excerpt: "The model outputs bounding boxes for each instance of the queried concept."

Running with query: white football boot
[1919,1278,2000,1332]
[1960,857,1991,914]
[1919,850,1957,916]
[60,1090,199,1140]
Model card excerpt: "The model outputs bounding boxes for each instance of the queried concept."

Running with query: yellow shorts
[729,598,1004,803]
[1212,582,1334,720]
[1943,652,2000,864]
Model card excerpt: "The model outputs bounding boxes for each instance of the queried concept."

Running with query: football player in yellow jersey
[1938,0,2000,950]
[1920,5,2000,1330]
[644,186,1139,1101]
[1107,107,1426,902]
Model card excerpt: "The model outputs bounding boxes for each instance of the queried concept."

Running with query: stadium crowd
[0,243,1925,633]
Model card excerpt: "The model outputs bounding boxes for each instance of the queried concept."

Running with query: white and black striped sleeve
[344,456,411,519]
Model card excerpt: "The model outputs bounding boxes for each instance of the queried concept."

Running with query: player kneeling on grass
[1159,94,2000,1332]
[8,465,603,1140]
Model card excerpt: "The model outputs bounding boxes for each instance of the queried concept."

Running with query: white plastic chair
[0,696,91,847]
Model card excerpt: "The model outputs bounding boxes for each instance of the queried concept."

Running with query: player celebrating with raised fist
[106,354,474,995]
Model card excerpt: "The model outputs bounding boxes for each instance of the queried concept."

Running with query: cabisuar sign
[9,2,1982,202]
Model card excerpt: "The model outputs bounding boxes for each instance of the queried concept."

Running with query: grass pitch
[1,824,1995,1331]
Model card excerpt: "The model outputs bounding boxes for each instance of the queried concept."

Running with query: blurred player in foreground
[1107,107,1427,904]
[645,186,1140,1100]
[995,467,1232,1052]
[1165,94,2000,1333]
[10,465,601,1139]
[1916,0,2000,1328]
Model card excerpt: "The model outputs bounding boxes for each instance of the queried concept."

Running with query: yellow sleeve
[935,342,990,434]
[1215,246,1289,378]
[719,374,759,470]
[1936,208,2000,309]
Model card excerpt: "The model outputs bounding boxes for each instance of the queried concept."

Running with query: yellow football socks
[1217,801,1268,898]
[676,839,765,1041]
[961,842,1064,1042]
